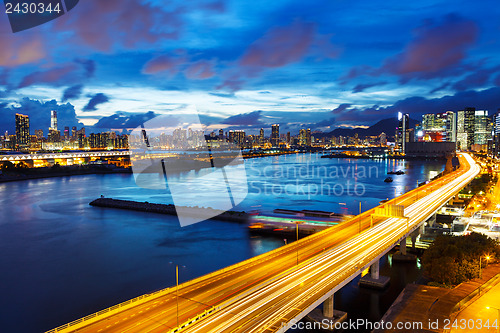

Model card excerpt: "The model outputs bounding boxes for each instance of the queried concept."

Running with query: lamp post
[416,180,419,201]
[176,265,179,328]
[486,307,500,333]
[169,262,185,328]
[359,201,362,233]
[478,255,491,279]
[295,221,300,266]
[353,200,363,233]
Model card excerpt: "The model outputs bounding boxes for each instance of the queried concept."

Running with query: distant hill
[317,117,419,139]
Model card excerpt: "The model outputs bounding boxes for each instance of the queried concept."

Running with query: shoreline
[0,150,448,184]
[0,166,131,184]
[0,151,300,184]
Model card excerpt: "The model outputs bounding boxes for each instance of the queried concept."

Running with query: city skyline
[3,105,500,153]
[1,1,500,135]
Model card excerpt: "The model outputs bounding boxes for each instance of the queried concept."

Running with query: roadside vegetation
[422,232,500,286]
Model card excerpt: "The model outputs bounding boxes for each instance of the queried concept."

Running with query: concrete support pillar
[360,259,390,288]
[323,294,334,318]
[371,260,380,280]
[411,234,417,251]
[419,223,425,236]
[400,238,407,255]
[428,214,436,227]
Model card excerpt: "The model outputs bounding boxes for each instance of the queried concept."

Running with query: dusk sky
[1,0,500,135]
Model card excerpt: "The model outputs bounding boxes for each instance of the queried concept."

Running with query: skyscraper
[495,109,500,137]
[271,124,279,147]
[422,114,435,131]
[396,112,409,152]
[445,111,456,142]
[494,109,500,156]
[15,113,30,147]
[50,110,58,131]
[64,126,70,140]
[457,107,475,150]
[228,130,245,147]
[259,128,264,146]
[379,132,387,146]
[299,129,306,146]
[474,110,490,145]
[306,128,311,146]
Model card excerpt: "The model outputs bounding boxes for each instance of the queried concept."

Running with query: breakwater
[89,198,249,223]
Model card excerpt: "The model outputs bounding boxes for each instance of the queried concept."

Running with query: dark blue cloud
[0,98,83,134]
[83,93,110,111]
[352,82,388,93]
[92,111,157,132]
[335,87,500,124]
[75,59,96,78]
[62,84,84,102]
[16,59,96,88]
[222,111,263,126]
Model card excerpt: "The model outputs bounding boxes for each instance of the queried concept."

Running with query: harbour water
[0,154,444,332]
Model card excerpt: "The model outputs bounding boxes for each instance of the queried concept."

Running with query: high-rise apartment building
[379,132,387,146]
[421,111,456,142]
[228,130,245,147]
[15,113,30,147]
[422,114,435,131]
[474,110,490,145]
[299,129,306,146]
[64,126,70,140]
[457,107,475,150]
[50,110,57,131]
[396,112,409,152]
[271,124,279,147]
[445,111,456,142]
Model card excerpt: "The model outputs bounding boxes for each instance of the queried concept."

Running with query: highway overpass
[0,150,129,162]
[0,150,129,167]
[47,153,480,333]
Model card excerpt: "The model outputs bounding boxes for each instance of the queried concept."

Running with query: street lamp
[295,221,300,266]
[353,200,364,233]
[169,262,186,328]
[478,255,491,279]
[176,265,179,328]
[486,307,500,333]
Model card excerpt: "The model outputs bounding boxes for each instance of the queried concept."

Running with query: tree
[422,233,500,286]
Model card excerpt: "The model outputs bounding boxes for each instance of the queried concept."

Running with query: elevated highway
[48,153,480,333]
[0,150,129,162]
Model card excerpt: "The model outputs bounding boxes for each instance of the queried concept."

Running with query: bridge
[47,153,480,333]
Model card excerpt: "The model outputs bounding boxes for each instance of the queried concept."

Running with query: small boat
[387,170,405,175]
[384,177,393,183]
